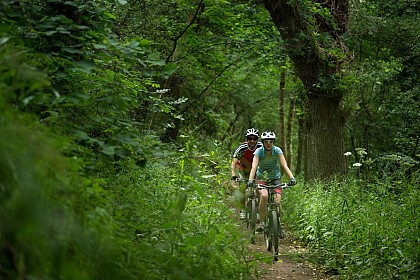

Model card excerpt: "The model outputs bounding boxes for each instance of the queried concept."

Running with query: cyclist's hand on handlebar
[247,180,254,188]
[289,178,297,186]
[231,175,238,181]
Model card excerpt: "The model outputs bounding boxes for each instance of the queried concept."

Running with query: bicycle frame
[236,178,258,243]
[257,182,290,262]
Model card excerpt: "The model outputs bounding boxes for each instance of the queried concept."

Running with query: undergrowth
[283,176,420,279]
[99,139,254,279]
[0,101,255,279]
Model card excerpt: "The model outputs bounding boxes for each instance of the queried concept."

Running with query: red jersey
[232,142,263,172]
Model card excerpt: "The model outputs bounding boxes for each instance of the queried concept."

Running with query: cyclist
[247,131,296,235]
[230,128,263,219]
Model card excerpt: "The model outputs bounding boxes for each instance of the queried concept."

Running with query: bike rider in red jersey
[230,128,263,219]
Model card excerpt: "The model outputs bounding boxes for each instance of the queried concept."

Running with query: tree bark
[279,70,286,149]
[295,114,305,176]
[305,95,345,180]
[286,98,294,166]
[263,0,349,180]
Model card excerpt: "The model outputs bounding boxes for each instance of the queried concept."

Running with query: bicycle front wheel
[271,210,279,261]
[249,199,257,243]
[264,210,279,261]
[264,213,272,252]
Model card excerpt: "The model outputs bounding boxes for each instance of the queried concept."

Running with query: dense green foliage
[0,95,255,278]
[0,0,255,278]
[1,0,419,279]
[344,0,420,160]
[283,175,420,279]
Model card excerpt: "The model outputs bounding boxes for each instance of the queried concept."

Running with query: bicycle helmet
[245,128,259,138]
[261,131,276,140]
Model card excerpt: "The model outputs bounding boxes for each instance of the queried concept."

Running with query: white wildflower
[356,148,367,155]
[344,152,352,156]
[353,163,362,167]
[155,88,170,94]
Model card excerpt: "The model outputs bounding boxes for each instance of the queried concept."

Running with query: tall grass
[0,103,254,279]
[283,176,420,279]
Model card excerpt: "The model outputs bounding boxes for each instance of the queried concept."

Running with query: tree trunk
[279,70,286,149]
[286,98,294,166]
[295,115,305,176]
[305,95,345,180]
[263,0,349,180]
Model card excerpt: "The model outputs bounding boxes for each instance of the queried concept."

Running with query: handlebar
[230,177,248,183]
[232,178,295,189]
[235,178,248,183]
[256,183,292,190]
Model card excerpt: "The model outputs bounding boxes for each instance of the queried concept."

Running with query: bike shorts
[256,178,282,195]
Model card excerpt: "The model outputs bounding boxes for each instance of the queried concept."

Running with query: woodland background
[0,0,419,279]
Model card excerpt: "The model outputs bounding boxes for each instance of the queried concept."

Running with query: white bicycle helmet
[245,128,259,138]
[261,131,276,140]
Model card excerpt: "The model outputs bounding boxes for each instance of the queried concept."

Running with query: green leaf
[177,193,187,214]
[129,40,139,48]
[101,145,116,155]
[147,53,165,66]
[162,63,177,76]
[138,39,151,48]
[72,60,96,73]
[62,48,82,54]
[0,37,10,46]
[93,43,107,49]
[74,130,90,140]
[44,30,57,36]
[23,96,35,105]
[45,111,59,117]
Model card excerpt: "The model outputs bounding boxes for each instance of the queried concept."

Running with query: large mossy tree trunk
[306,94,345,179]
[263,0,349,180]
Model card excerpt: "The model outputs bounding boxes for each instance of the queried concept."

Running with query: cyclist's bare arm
[248,155,260,182]
[279,154,294,179]
[231,158,239,177]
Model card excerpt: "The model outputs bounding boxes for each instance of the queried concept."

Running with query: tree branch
[180,54,246,114]
[166,0,204,63]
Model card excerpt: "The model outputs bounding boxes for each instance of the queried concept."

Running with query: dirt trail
[244,228,333,280]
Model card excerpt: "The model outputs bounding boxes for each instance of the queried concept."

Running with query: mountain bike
[236,178,259,244]
[257,181,294,261]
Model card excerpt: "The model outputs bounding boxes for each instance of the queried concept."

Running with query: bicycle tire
[249,199,257,243]
[271,210,279,261]
[264,214,272,252]
[246,199,251,229]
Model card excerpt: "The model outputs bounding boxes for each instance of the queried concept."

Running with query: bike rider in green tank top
[248,131,296,234]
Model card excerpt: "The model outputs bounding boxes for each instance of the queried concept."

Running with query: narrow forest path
[228,191,335,279]
[242,225,334,280]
